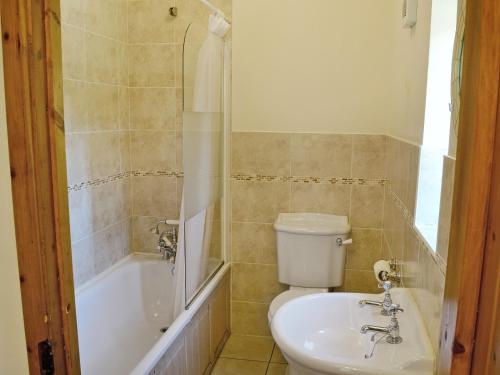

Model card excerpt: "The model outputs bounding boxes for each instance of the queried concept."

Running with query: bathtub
[75,253,229,375]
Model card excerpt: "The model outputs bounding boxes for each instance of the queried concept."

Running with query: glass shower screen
[182,17,226,306]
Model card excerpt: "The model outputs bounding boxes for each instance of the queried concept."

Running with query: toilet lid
[269,290,319,320]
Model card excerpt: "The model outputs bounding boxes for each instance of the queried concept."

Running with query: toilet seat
[268,290,324,323]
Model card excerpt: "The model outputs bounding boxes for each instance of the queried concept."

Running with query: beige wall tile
[62,25,86,80]
[267,363,288,375]
[176,131,183,172]
[381,232,392,259]
[119,131,131,172]
[63,79,88,132]
[87,83,119,131]
[231,222,276,264]
[130,130,176,171]
[86,33,118,84]
[415,246,445,352]
[231,301,271,336]
[86,0,119,39]
[87,132,122,178]
[132,176,178,217]
[344,270,379,293]
[290,134,352,177]
[128,44,175,87]
[92,219,129,275]
[346,229,382,271]
[66,132,121,185]
[130,88,176,130]
[212,358,267,375]
[290,183,350,215]
[402,224,419,289]
[68,188,93,242]
[117,42,129,86]
[231,132,290,176]
[128,0,175,43]
[71,236,95,287]
[116,1,128,42]
[231,180,290,223]
[61,0,85,27]
[90,180,131,231]
[232,263,286,303]
[436,157,455,262]
[130,215,163,253]
[350,185,384,228]
[220,335,274,362]
[175,0,210,44]
[118,87,130,130]
[176,88,183,128]
[270,345,287,364]
[352,135,386,179]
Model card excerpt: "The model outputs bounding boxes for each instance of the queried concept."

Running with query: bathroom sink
[271,289,434,375]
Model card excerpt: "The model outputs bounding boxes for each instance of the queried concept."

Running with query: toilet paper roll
[373,260,391,283]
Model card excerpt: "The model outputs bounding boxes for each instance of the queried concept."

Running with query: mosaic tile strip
[386,183,447,275]
[231,174,387,186]
[68,170,184,192]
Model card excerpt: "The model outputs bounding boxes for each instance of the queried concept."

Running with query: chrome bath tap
[150,219,179,263]
[360,304,404,344]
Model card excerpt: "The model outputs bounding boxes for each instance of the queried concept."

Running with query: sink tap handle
[389,304,404,314]
[378,280,393,291]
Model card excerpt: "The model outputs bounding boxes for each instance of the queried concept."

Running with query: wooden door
[0,0,80,373]
[438,0,500,373]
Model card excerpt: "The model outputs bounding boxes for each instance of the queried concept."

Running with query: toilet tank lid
[274,213,351,235]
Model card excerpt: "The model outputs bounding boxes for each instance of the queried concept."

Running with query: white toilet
[268,213,351,324]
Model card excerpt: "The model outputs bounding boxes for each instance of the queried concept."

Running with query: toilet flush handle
[336,238,353,246]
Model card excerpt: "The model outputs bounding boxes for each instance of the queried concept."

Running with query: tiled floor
[211,335,288,375]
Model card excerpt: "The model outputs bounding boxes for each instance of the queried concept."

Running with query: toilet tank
[274,213,351,288]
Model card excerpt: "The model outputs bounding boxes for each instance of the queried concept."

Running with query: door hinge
[38,340,55,375]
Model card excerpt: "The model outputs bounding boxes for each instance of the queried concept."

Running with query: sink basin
[271,288,434,375]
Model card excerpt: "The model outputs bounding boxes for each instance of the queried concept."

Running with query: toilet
[268,213,351,324]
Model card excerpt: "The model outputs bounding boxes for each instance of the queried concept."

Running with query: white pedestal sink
[271,288,434,375]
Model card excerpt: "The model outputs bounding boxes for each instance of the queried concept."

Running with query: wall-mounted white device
[402,0,418,28]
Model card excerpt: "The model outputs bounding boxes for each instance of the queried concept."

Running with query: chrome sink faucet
[361,304,404,344]
[359,281,401,316]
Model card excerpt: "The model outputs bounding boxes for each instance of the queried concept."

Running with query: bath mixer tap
[158,228,177,262]
[359,281,402,316]
[151,219,179,263]
[360,304,404,344]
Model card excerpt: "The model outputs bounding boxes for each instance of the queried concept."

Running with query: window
[415,0,458,250]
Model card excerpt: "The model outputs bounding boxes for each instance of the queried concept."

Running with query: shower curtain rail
[197,0,231,23]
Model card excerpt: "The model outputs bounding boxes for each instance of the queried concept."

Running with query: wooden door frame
[438,0,500,373]
[1,0,499,374]
[0,0,80,373]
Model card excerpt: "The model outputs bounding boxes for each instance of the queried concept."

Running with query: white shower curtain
[173,14,230,315]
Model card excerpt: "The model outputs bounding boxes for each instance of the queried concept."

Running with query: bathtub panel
[210,278,230,361]
[186,304,211,375]
[148,271,231,375]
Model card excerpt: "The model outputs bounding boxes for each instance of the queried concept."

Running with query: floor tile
[211,358,268,375]
[270,345,287,364]
[266,363,288,375]
[221,335,274,362]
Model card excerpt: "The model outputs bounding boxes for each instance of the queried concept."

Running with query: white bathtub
[75,253,229,375]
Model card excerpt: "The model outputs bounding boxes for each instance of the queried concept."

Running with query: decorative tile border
[67,170,184,192]
[231,174,387,186]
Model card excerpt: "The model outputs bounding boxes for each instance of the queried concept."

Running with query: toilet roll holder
[378,259,401,285]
